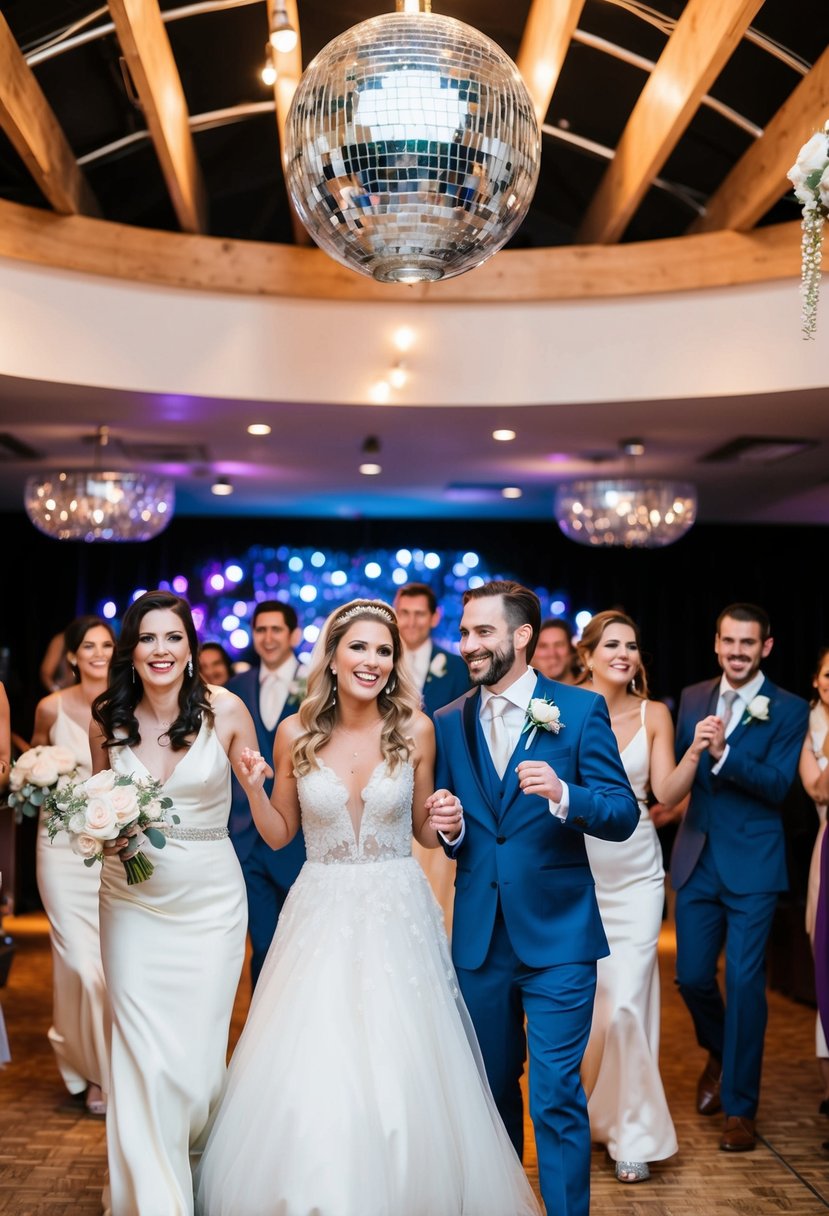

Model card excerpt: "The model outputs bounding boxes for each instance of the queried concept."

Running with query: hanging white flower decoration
[787,122,829,340]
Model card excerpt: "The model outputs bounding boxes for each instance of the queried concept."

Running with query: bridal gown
[36,699,108,1095]
[582,700,677,1164]
[99,715,247,1216]
[805,703,828,1058]
[195,759,540,1216]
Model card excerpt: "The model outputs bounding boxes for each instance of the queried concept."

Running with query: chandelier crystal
[555,480,697,549]
[284,6,540,283]
[25,470,175,542]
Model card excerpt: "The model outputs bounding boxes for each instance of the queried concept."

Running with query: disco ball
[284,10,541,283]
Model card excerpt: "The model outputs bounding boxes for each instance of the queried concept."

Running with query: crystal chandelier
[555,480,697,549]
[24,428,175,542]
[284,0,540,283]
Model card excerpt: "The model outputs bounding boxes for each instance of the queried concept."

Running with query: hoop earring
[187,658,194,678]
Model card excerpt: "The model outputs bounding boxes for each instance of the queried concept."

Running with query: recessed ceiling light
[393,326,415,353]
[369,380,391,404]
[502,486,522,499]
[359,463,382,476]
[247,423,271,436]
[388,362,407,389]
[493,429,516,442]
[211,478,234,496]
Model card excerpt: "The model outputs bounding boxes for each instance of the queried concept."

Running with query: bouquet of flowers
[7,745,79,823]
[45,769,179,885]
[787,122,829,339]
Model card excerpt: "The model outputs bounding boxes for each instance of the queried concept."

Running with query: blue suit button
[496,836,506,844]
[573,815,587,827]
[490,881,497,889]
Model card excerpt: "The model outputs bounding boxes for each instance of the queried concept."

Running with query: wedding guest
[672,603,809,1152]
[534,617,579,684]
[198,642,234,687]
[195,599,540,1216]
[394,582,468,927]
[30,616,115,1117]
[431,581,639,1216]
[39,629,74,692]
[226,600,306,986]
[576,610,719,1182]
[91,590,262,1216]
[798,646,829,1113]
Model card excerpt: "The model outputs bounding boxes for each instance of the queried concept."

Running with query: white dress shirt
[258,656,299,731]
[401,639,433,694]
[710,669,765,774]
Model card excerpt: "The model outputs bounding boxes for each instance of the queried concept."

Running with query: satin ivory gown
[36,699,109,1094]
[805,704,828,1057]
[99,714,247,1216]
[195,759,540,1216]
[582,700,678,1164]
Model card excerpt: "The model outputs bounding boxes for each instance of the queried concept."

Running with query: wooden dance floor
[1,913,828,1215]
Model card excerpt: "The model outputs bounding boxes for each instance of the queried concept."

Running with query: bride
[195,599,540,1216]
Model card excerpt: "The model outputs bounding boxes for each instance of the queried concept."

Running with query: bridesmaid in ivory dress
[576,611,719,1183]
[30,615,115,1116]
[90,591,263,1216]
[195,599,540,1216]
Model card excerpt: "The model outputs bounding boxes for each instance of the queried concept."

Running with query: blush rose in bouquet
[7,745,79,823]
[45,769,179,884]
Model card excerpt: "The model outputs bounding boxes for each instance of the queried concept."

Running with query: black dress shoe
[696,1053,722,1116]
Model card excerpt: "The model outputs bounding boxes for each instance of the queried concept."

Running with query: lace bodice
[298,760,415,864]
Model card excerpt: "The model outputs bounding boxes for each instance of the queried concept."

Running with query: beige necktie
[486,696,511,779]
[721,688,739,734]
[260,674,284,731]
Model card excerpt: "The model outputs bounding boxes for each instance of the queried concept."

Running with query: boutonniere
[286,672,308,707]
[742,695,770,727]
[426,652,447,681]
[521,696,564,749]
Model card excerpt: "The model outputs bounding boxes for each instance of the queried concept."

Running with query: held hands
[238,746,275,792]
[692,714,726,761]
[425,789,464,842]
[516,760,562,804]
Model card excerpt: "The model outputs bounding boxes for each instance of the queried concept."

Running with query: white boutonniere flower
[742,694,770,727]
[426,652,447,681]
[521,696,564,749]
[286,673,308,707]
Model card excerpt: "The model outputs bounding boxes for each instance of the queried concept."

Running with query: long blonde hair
[576,610,650,699]
[292,600,421,776]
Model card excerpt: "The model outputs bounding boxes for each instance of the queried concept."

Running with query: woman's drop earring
[187,658,194,678]
[131,664,136,684]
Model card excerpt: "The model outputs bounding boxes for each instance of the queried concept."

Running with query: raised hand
[425,788,464,840]
[695,714,727,760]
[238,747,274,792]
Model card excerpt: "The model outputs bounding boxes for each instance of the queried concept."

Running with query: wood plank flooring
[0,913,827,1214]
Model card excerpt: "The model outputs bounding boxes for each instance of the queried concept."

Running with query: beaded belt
[167,826,229,841]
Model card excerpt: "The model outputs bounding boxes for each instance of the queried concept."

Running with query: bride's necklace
[337,721,382,774]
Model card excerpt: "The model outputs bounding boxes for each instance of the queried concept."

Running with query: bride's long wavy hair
[93,590,214,752]
[292,600,420,776]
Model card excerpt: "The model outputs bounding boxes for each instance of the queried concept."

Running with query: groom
[430,581,638,1216]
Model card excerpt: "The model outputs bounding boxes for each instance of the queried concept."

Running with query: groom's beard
[465,640,515,687]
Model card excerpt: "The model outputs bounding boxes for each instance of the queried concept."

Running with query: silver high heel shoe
[615,1161,650,1183]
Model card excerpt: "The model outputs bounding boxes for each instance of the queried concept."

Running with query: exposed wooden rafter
[107,0,207,234]
[267,0,310,245]
[516,0,587,126]
[0,12,99,216]
[690,45,829,234]
[577,0,764,245]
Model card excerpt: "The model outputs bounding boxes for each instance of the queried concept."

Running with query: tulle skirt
[195,856,539,1216]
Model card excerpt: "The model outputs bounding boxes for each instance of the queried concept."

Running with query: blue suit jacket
[420,643,470,718]
[671,675,809,894]
[226,666,305,873]
[434,674,638,971]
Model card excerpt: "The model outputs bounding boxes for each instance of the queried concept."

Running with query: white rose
[70,833,101,859]
[29,757,59,788]
[9,766,27,792]
[429,654,447,678]
[748,695,770,721]
[69,810,88,834]
[47,746,77,775]
[109,785,140,824]
[819,163,829,211]
[14,749,40,773]
[84,770,117,795]
[83,796,118,840]
[530,698,559,724]
[143,798,164,821]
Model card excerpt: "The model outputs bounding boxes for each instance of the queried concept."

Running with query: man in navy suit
[227,599,306,987]
[672,603,809,1151]
[429,581,638,1216]
[393,582,469,717]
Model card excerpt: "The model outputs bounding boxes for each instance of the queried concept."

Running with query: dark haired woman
[31,615,115,1116]
[576,611,718,1183]
[91,591,260,1216]
[198,641,234,687]
[195,600,540,1216]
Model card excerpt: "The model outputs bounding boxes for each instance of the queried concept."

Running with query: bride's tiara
[335,603,395,626]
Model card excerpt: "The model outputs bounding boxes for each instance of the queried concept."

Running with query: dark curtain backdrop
[1,510,825,989]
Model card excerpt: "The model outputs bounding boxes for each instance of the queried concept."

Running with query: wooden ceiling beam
[577,0,764,245]
[0,13,100,216]
[267,0,311,246]
[516,0,587,126]
[107,0,207,234]
[690,45,829,234]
